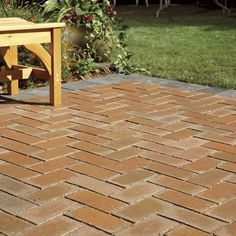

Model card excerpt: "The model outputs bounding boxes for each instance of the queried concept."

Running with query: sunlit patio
[0,74,236,235]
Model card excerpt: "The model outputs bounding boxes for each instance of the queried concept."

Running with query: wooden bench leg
[8,46,19,96]
[49,28,61,106]
[0,46,19,95]
[7,79,19,95]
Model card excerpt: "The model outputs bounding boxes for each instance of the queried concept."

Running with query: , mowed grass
[117,6,236,89]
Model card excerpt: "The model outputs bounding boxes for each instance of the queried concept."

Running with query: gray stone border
[1,73,236,102]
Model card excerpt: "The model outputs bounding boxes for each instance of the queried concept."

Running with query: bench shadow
[0,95,50,106]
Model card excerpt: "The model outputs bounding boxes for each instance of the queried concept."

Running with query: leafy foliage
[0,0,42,21]
[0,0,148,91]
[43,0,146,74]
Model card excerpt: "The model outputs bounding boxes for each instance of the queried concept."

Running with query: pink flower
[84,15,93,22]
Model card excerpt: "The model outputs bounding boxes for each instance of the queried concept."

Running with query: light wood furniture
[0,18,65,106]
[156,0,231,17]
[156,0,171,18]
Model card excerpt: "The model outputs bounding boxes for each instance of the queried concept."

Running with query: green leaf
[75,6,87,15]
[57,7,68,22]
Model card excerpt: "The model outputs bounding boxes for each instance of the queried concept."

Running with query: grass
[118,6,236,89]
[1,4,236,89]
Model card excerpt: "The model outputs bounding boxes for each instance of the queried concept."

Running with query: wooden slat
[31,68,50,80]
[1,22,33,26]
[24,44,52,75]
[0,18,29,24]
[49,28,61,106]
[0,47,12,68]
[11,65,33,79]
[0,17,23,21]
[11,65,50,80]
[0,22,65,32]
[0,69,21,80]
[0,31,51,47]
[0,65,49,81]
[0,17,64,105]
[1,46,19,95]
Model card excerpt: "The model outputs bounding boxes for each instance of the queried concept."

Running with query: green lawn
[118,6,236,89]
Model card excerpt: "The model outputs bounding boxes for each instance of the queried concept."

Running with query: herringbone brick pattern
[0,81,236,235]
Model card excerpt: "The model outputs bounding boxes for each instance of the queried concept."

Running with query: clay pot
[93,35,113,62]
[64,24,113,62]
[93,26,114,62]
[64,24,88,47]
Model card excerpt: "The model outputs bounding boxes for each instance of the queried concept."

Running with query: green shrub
[0,1,42,21]
[43,0,144,74]
[0,0,146,92]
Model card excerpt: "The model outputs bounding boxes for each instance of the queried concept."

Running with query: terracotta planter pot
[93,36,113,62]
[64,24,113,62]
[64,24,88,47]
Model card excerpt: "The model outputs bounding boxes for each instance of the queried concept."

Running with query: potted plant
[43,0,115,62]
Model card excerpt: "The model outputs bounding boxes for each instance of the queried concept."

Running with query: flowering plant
[43,0,144,74]
[43,0,116,61]
[43,0,114,27]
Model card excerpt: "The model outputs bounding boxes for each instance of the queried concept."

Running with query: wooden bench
[0,18,65,106]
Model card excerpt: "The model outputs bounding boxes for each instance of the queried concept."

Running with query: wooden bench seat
[0,17,65,105]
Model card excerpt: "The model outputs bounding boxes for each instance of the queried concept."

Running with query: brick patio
[0,76,236,235]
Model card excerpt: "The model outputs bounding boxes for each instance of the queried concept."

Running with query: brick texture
[67,225,108,236]
[188,169,231,187]
[150,175,206,194]
[0,175,37,197]
[112,182,164,203]
[182,157,220,173]
[68,162,118,180]
[0,211,33,236]
[27,182,78,204]
[105,146,143,161]
[29,169,76,187]
[0,151,40,166]
[117,215,178,236]
[67,190,125,212]
[167,225,211,236]
[111,169,154,186]
[215,221,236,236]
[197,182,236,203]
[68,174,122,195]
[116,198,170,222]
[19,198,78,224]
[146,162,193,180]
[207,198,236,222]
[34,146,77,160]
[0,163,39,179]
[68,206,128,233]
[0,138,41,155]
[1,80,236,235]
[31,157,76,173]
[21,216,82,236]
[0,191,36,214]
[155,189,214,212]
[160,205,226,233]
[70,150,116,168]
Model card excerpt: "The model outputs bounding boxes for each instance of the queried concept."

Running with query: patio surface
[0,75,236,236]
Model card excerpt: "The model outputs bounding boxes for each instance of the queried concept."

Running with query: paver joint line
[0,75,236,236]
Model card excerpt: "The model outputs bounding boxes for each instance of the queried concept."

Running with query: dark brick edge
[1,73,236,101]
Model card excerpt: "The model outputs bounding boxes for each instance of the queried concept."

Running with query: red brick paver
[0,81,236,235]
